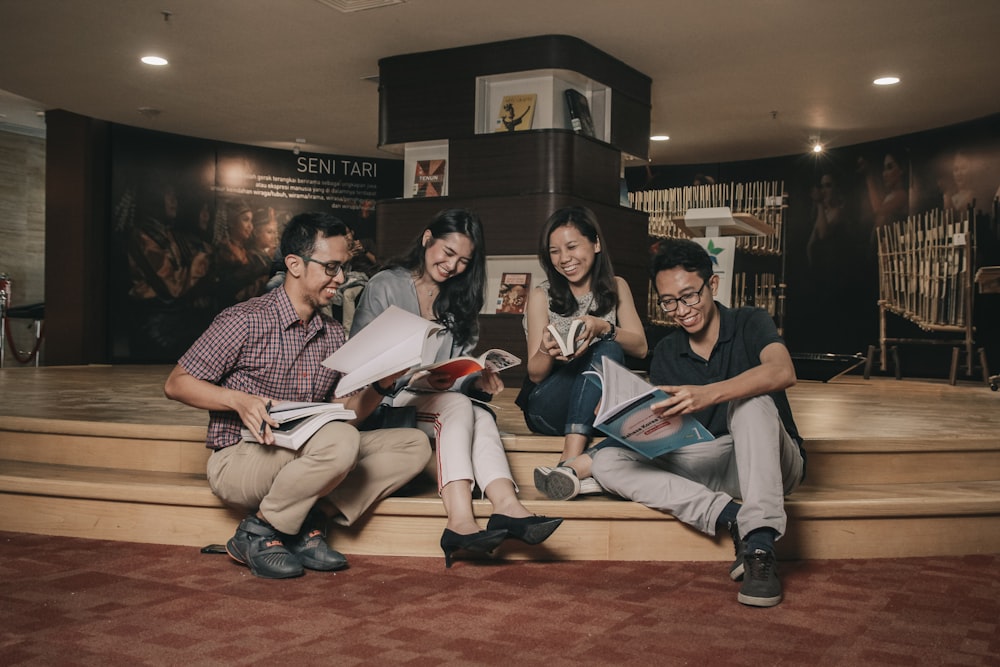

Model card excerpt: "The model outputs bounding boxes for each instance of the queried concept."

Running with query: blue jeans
[521,340,625,437]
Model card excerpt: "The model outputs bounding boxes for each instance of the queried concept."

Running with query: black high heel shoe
[486,514,564,545]
[440,528,508,568]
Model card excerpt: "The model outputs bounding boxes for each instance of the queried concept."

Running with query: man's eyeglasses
[658,280,708,313]
[299,256,350,278]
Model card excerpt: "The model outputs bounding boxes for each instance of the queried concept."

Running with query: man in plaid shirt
[165,211,430,579]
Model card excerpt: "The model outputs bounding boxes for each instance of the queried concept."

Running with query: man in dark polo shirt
[591,238,805,607]
[165,211,430,579]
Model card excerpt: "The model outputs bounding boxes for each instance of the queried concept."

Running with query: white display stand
[682,207,774,237]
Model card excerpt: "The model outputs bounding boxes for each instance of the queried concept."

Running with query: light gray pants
[591,395,803,539]
[207,421,431,535]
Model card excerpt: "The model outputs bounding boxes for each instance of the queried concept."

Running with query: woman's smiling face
[422,231,474,284]
[548,223,600,289]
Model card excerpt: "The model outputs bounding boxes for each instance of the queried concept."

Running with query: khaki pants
[207,421,430,535]
[592,395,803,540]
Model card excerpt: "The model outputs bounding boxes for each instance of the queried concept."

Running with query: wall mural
[108,125,402,363]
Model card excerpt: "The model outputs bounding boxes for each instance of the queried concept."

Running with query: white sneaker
[533,466,580,500]
[579,476,604,495]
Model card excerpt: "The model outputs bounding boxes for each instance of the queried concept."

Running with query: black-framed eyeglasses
[299,256,350,278]
[658,280,708,313]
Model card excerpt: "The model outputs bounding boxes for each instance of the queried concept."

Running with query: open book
[241,401,356,451]
[415,348,521,385]
[547,319,585,357]
[323,305,446,396]
[585,357,714,458]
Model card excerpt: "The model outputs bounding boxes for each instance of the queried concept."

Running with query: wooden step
[5,417,999,487]
[2,459,999,561]
[3,368,999,563]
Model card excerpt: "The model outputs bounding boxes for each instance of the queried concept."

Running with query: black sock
[745,527,778,554]
[715,500,741,532]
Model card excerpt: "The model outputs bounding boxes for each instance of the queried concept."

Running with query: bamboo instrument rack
[870,207,988,383]
[631,181,786,329]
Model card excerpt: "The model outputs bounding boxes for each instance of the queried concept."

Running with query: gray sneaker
[737,548,783,607]
[728,521,745,581]
[285,508,348,571]
[226,515,304,579]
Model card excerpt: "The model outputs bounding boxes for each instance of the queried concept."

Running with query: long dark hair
[387,208,486,347]
[538,206,618,317]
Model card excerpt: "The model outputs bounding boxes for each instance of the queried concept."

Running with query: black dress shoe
[440,528,508,568]
[226,515,304,579]
[486,514,564,545]
[285,508,348,571]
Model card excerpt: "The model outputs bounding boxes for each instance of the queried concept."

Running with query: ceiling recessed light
[141,55,169,66]
[873,76,900,86]
[650,135,670,141]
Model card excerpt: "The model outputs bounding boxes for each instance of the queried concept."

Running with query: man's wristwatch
[599,322,617,341]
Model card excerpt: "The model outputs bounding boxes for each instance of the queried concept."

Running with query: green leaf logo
[706,240,724,266]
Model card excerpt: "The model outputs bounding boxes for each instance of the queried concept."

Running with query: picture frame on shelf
[494,93,536,132]
[495,272,531,314]
[412,159,446,197]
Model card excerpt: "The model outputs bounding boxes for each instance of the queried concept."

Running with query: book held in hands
[547,319,585,357]
[495,272,531,314]
[241,401,356,451]
[323,306,446,397]
[322,305,521,396]
[415,348,521,385]
[495,93,536,132]
[585,357,714,458]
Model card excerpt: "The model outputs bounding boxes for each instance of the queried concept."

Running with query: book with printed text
[585,357,715,458]
[413,159,446,197]
[415,348,521,385]
[495,272,531,314]
[494,94,536,132]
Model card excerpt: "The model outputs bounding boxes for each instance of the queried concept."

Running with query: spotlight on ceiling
[809,135,824,154]
[141,55,169,66]
[873,76,900,86]
[650,135,670,141]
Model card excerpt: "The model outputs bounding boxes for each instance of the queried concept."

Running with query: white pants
[393,390,515,494]
[591,395,803,539]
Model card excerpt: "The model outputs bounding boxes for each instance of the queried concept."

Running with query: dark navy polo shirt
[649,303,804,454]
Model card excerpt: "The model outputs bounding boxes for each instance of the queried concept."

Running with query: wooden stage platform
[1,365,999,562]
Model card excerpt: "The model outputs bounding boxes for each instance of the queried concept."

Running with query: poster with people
[109,124,401,363]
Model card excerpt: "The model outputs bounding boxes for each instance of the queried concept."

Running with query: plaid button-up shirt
[179,287,346,450]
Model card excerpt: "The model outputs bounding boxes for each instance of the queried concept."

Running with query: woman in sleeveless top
[519,206,648,500]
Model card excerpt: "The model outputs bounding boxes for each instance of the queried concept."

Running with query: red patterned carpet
[1,531,998,666]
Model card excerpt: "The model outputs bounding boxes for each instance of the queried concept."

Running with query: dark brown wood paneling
[378,34,651,158]
[448,131,622,205]
[44,110,110,365]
